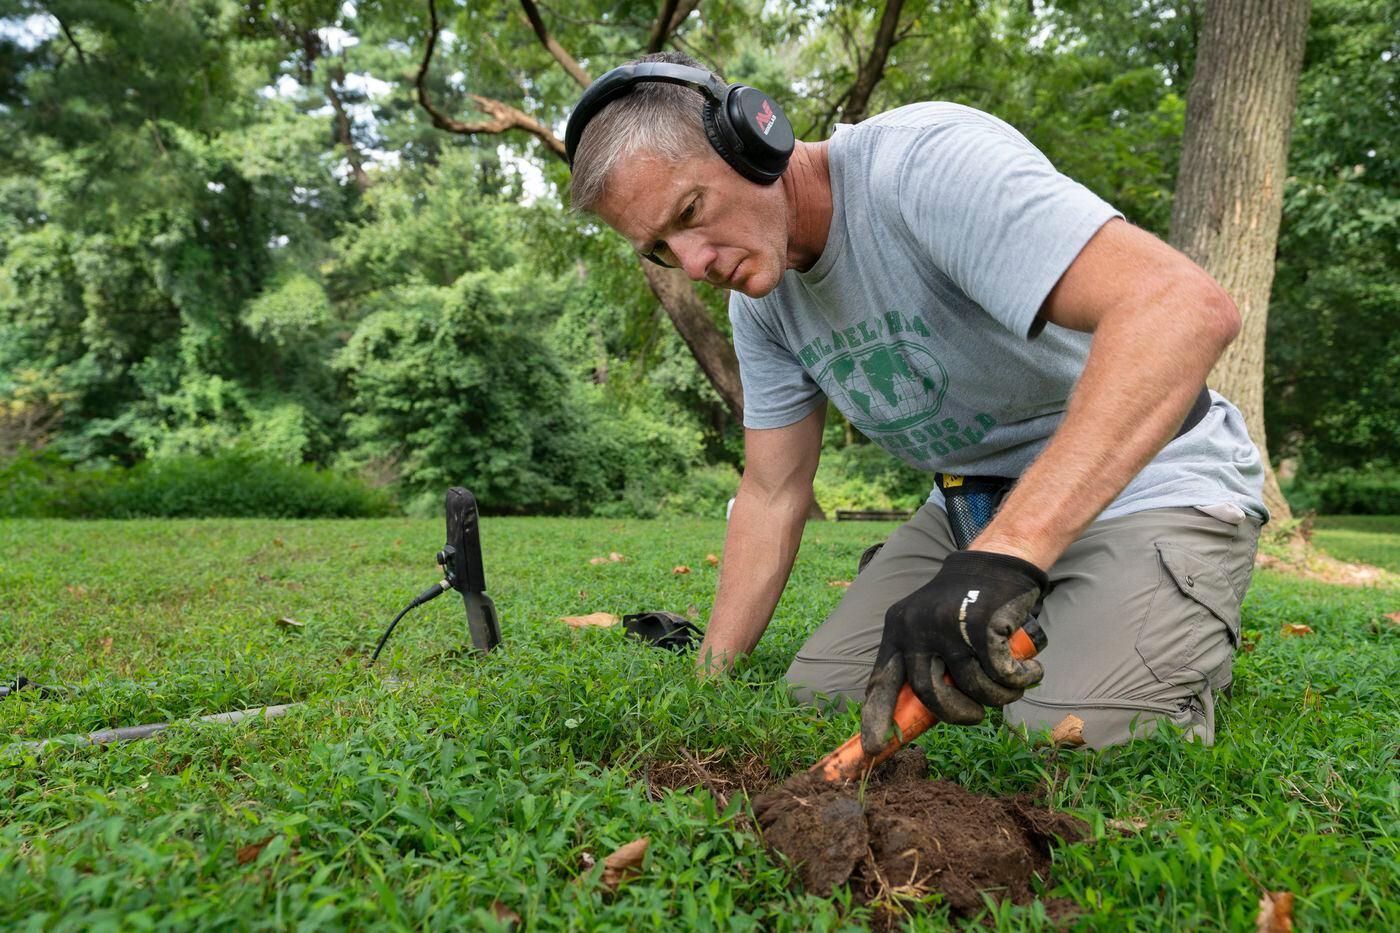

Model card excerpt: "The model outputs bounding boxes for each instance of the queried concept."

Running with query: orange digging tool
[811,619,1048,783]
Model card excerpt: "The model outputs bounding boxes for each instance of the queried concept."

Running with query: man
[567,52,1267,749]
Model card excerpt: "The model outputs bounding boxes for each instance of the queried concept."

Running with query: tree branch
[519,0,591,89]
[327,65,371,191]
[668,0,704,36]
[840,0,905,124]
[645,0,681,52]
[51,14,88,68]
[416,0,567,158]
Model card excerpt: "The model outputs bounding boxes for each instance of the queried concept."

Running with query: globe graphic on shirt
[817,341,948,432]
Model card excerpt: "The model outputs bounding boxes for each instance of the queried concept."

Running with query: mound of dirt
[750,749,1086,916]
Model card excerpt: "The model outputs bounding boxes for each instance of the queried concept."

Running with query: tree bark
[1168,0,1310,521]
[641,263,745,417]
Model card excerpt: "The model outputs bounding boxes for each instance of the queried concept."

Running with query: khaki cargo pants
[787,505,1262,748]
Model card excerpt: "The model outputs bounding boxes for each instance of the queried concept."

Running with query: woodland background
[1,0,1395,519]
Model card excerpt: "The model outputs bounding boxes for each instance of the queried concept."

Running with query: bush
[334,276,707,516]
[659,463,741,518]
[0,449,396,519]
[813,443,933,515]
[1284,464,1400,516]
[0,448,104,517]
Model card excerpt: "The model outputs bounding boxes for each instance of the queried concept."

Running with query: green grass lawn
[1313,515,1400,573]
[2,516,1397,930]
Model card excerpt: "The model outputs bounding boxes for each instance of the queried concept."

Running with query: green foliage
[1285,465,1400,516]
[813,442,931,514]
[1,516,1397,927]
[0,448,109,518]
[1265,0,1400,472]
[0,0,1393,518]
[0,448,393,519]
[658,463,741,518]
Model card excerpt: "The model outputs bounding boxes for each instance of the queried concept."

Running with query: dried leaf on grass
[588,557,609,565]
[1384,611,1400,626]
[1280,623,1314,637]
[828,580,851,588]
[705,553,719,565]
[1106,817,1149,834]
[588,553,626,566]
[275,616,304,629]
[236,836,275,865]
[1256,890,1294,932]
[559,612,619,628]
[490,901,521,925]
[600,837,649,890]
[609,552,625,562]
[99,636,113,653]
[1049,714,1086,747]
[673,565,691,575]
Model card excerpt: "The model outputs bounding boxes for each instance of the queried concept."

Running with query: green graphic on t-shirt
[816,340,948,432]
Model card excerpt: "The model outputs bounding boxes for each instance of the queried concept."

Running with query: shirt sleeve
[895,115,1123,338]
[728,292,826,430]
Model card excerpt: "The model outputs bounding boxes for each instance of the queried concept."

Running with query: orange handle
[811,626,1042,783]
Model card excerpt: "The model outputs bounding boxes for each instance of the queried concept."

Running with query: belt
[935,386,1212,549]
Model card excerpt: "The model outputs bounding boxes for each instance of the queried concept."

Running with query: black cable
[370,580,451,663]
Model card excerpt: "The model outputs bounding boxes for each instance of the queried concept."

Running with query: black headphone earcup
[702,98,761,183]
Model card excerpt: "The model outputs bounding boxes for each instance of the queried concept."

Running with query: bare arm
[697,403,826,674]
[973,218,1241,568]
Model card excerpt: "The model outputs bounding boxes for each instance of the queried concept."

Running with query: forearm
[976,280,1239,569]
[697,478,811,673]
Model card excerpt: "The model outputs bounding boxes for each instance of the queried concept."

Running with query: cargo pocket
[1136,543,1241,687]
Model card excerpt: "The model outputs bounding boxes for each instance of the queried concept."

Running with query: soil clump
[751,748,1086,917]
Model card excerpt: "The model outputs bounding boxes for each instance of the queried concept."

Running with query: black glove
[860,550,1048,753]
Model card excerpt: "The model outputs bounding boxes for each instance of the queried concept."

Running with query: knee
[785,654,868,710]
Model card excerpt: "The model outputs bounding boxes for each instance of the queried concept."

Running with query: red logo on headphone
[755,100,776,136]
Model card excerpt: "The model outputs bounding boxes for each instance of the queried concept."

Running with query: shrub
[334,276,706,516]
[659,463,741,518]
[0,449,396,519]
[0,448,100,517]
[1284,464,1400,516]
[813,443,933,515]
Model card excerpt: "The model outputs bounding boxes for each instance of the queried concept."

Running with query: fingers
[908,652,985,726]
[982,591,1047,689]
[860,649,905,755]
[946,654,1023,707]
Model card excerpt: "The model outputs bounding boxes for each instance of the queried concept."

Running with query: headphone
[564,62,795,185]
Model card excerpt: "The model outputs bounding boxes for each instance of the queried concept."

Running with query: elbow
[1203,280,1241,351]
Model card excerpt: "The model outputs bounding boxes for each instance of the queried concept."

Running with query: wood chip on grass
[558,612,619,628]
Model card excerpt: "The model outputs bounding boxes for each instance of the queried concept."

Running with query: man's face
[592,148,789,299]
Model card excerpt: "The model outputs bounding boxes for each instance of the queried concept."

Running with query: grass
[1,514,1397,930]
[1312,515,1400,573]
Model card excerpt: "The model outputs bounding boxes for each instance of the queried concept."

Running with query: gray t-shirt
[729,102,1267,521]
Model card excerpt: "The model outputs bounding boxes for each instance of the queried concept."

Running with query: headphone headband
[565,61,794,186]
[565,63,728,166]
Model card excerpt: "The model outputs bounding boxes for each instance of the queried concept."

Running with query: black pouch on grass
[622,612,704,651]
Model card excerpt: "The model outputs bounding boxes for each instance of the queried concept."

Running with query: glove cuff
[945,549,1049,593]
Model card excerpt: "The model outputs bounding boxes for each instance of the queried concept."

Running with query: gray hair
[569,52,715,214]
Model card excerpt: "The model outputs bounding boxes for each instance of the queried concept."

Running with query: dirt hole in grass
[652,747,1085,922]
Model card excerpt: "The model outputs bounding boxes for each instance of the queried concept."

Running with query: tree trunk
[640,263,746,420]
[1168,0,1310,521]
